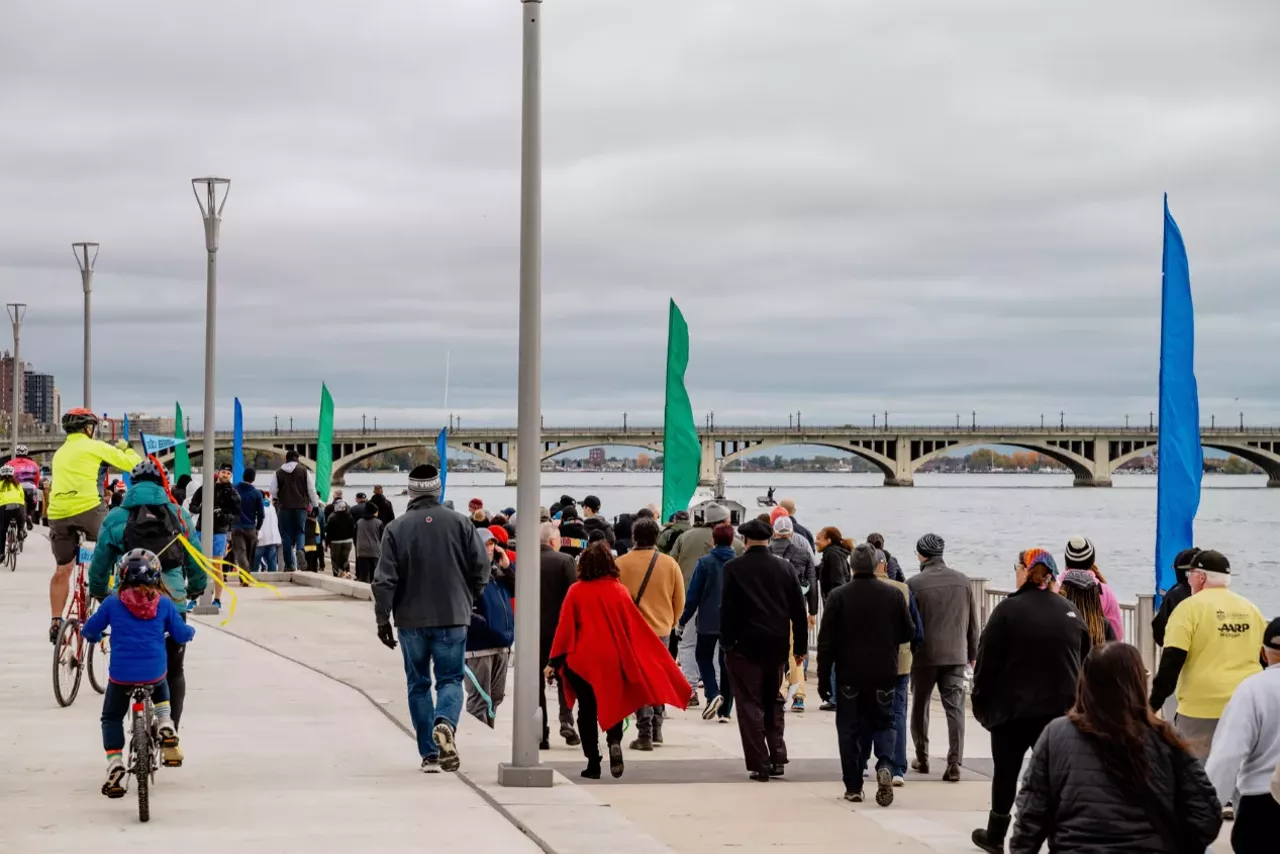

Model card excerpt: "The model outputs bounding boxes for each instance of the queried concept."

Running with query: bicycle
[125,684,163,823]
[4,524,16,571]
[53,544,98,706]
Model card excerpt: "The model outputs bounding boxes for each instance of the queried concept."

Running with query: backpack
[122,503,186,571]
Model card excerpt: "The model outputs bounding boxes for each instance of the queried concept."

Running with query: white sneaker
[102,758,127,798]
[892,775,905,787]
[156,720,178,747]
[702,695,724,721]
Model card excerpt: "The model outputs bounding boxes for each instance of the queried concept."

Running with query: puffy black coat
[1150,564,1191,647]
[971,584,1091,730]
[582,514,615,545]
[817,543,851,604]
[1011,717,1222,854]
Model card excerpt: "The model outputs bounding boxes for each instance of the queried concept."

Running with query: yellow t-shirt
[1164,586,1264,719]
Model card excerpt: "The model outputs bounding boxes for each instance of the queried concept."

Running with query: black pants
[539,676,575,740]
[167,612,189,727]
[355,556,377,583]
[1234,793,1280,854]
[562,667,622,763]
[305,549,320,572]
[724,650,787,774]
[0,504,25,551]
[989,716,1056,815]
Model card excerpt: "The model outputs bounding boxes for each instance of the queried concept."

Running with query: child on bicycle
[82,549,195,798]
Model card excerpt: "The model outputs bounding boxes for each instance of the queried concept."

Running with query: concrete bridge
[13,425,1280,487]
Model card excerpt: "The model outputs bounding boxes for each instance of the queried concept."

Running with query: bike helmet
[0,465,13,479]
[14,444,27,456]
[117,549,162,588]
[130,458,165,484]
[61,407,100,434]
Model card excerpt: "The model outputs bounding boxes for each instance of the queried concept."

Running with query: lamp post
[6,304,25,457]
[872,414,877,428]
[971,410,976,431]
[500,0,552,789]
[72,243,99,409]
[192,177,229,615]
[623,411,627,432]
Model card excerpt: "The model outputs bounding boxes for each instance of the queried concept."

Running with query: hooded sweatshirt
[82,590,195,683]
[88,480,205,604]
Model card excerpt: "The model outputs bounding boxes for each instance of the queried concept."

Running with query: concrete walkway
[0,534,541,853]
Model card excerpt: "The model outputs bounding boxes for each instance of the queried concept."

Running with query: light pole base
[497,762,554,788]
[191,605,221,616]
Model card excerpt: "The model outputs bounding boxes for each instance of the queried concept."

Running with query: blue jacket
[82,594,195,684]
[467,574,515,652]
[233,481,266,530]
[88,481,206,604]
[679,545,735,636]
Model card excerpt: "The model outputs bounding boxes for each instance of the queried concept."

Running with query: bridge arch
[717,439,898,482]
[540,439,664,463]
[909,438,1099,484]
[331,440,509,484]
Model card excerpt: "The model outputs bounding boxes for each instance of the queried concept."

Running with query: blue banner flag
[140,433,187,456]
[436,427,448,502]
[233,398,245,484]
[121,414,132,486]
[1155,195,1202,604]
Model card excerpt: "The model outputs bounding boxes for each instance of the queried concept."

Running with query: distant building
[125,413,176,436]
[24,371,56,425]
[0,351,25,419]
[588,447,605,468]
[636,452,651,469]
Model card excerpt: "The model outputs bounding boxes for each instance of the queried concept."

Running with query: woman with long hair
[1059,568,1116,647]
[970,550,1091,853]
[1010,643,1222,853]
[547,541,690,779]
[1064,536,1124,641]
[815,526,852,605]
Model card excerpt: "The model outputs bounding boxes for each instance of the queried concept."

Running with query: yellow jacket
[49,433,142,520]
[0,480,25,507]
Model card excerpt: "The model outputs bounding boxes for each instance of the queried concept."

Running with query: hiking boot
[911,757,930,775]
[432,722,460,772]
[539,738,551,751]
[102,758,127,798]
[652,724,664,746]
[972,811,1012,853]
[559,723,581,747]
[628,736,654,752]
[843,789,864,802]
[942,762,962,782]
[162,744,184,767]
[702,695,724,721]
[875,768,894,807]
[609,743,625,778]
[581,760,602,780]
[421,756,440,774]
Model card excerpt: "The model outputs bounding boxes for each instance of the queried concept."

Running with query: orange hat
[487,525,509,546]
[769,505,790,525]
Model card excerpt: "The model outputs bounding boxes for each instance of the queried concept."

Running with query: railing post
[1135,594,1156,674]
[969,577,990,625]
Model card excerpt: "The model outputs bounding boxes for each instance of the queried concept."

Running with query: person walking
[580,495,615,545]
[1205,616,1280,853]
[866,532,906,582]
[370,484,396,526]
[720,518,809,782]
[325,500,356,577]
[1059,568,1116,646]
[817,543,914,806]
[770,516,818,712]
[816,527,854,710]
[1151,547,1199,648]
[372,465,489,773]
[874,548,922,786]
[906,533,979,782]
[189,465,241,605]
[537,522,580,749]
[656,510,690,554]
[615,517,685,750]
[1011,643,1222,854]
[1063,536,1124,641]
[671,503,744,703]
[776,499,814,549]
[254,490,282,573]
[970,549,1092,853]
[267,450,320,571]
[463,530,515,728]
[677,521,737,723]
[229,467,264,582]
[354,502,384,584]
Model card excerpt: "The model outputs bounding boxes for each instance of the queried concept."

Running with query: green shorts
[49,504,108,565]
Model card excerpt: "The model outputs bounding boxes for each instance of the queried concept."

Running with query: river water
[332,471,1280,616]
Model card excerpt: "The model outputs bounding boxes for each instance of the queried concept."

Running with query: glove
[377,623,397,650]
[114,440,131,452]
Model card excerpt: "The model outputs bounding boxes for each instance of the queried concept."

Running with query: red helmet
[61,407,100,434]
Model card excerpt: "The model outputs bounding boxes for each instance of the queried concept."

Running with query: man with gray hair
[373,464,489,774]
[538,520,580,749]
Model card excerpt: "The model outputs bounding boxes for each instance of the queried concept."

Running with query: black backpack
[122,503,186,571]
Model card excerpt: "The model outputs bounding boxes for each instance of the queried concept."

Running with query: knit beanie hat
[1065,536,1096,569]
[1060,568,1096,589]
[916,533,945,558]
[703,503,730,524]
[407,465,442,498]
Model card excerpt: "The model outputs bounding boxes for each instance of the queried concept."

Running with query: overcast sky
[1,1,1277,431]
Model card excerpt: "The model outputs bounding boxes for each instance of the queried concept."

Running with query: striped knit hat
[916,533,945,558]
[1065,536,1096,569]
[407,465,442,497]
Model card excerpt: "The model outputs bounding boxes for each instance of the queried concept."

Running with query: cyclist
[82,549,195,798]
[47,408,142,643]
[0,465,28,562]
[5,443,41,530]
[90,459,206,767]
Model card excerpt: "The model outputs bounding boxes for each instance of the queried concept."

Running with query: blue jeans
[254,545,278,573]
[892,674,909,777]
[694,634,733,718]
[277,509,307,569]
[102,679,170,752]
[838,684,895,792]
[398,626,467,759]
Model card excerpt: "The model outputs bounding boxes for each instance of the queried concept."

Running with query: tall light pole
[6,304,25,457]
[72,243,99,409]
[500,0,551,789]
[192,177,229,615]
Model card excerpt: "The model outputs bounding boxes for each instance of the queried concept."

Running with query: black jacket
[538,544,578,666]
[613,513,634,557]
[818,543,851,604]
[189,482,242,534]
[325,510,356,543]
[558,519,589,559]
[790,518,815,549]
[816,573,913,692]
[768,538,819,615]
[1151,566,1191,647]
[1012,717,1222,854]
[582,514,616,545]
[369,493,396,526]
[720,545,808,665]
[972,584,1092,730]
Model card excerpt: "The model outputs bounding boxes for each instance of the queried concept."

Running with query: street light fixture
[192,177,229,614]
[6,304,25,457]
[72,242,99,409]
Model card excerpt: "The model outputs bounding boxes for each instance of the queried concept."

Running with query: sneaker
[791,698,805,713]
[875,768,894,807]
[1223,802,1235,822]
[161,744,184,767]
[843,789,864,802]
[156,720,179,748]
[49,617,62,644]
[910,758,930,775]
[559,724,581,747]
[819,701,837,712]
[608,743,625,778]
[702,695,724,721]
[942,762,961,782]
[687,692,701,708]
[891,775,905,787]
[211,599,222,611]
[717,715,732,724]
[421,756,440,774]
[432,722,460,772]
[102,759,127,798]
[629,736,654,752]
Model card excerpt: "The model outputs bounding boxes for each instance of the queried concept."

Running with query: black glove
[377,623,397,650]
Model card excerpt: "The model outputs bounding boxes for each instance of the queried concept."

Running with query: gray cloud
[1,0,1277,431]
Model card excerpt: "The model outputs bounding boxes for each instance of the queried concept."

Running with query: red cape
[550,577,691,730]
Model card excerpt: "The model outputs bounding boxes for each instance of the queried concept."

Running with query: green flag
[662,300,699,521]
[315,383,335,502]
[173,402,192,479]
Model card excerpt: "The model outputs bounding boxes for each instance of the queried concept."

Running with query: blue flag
[436,427,448,502]
[233,398,245,484]
[121,414,132,486]
[1155,195,1202,604]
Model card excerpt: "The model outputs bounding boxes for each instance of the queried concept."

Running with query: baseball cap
[582,495,601,511]
[1264,617,1280,650]
[1190,550,1230,574]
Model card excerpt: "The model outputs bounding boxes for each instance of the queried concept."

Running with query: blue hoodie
[233,481,266,530]
[680,545,735,636]
[83,593,195,684]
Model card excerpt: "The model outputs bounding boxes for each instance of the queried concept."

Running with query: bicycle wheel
[52,618,83,707]
[87,633,110,694]
[133,713,150,823]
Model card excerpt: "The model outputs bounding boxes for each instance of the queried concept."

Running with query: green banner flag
[662,300,699,522]
[316,383,335,502]
[173,402,192,480]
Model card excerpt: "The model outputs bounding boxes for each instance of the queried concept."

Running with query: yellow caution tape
[175,534,280,626]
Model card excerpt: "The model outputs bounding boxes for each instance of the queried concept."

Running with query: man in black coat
[817,543,913,805]
[720,518,808,782]
[1151,547,1200,648]
[538,522,580,749]
[370,485,396,526]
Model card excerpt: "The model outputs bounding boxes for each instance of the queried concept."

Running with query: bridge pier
[885,438,914,487]
[504,444,518,486]
[698,437,718,487]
